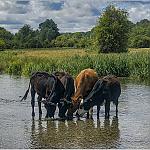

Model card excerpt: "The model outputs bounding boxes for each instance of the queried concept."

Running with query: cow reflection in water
[30,117,120,149]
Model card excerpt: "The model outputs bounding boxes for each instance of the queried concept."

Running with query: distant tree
[51,32,89,48]
[129,35,150,48]
[96,5,130,53]
[0,39,5,50]
[13,24,34,48]
[136,19,150,27]
[128,19,150,48]
[39,19,60,47]
[0,27,14,49]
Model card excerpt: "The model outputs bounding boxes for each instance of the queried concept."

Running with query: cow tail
[21,82,31,101]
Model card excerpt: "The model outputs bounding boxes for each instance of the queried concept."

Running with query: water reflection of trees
[30,117,120,149]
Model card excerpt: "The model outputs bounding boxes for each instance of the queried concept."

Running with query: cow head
[58,98,73,118]
[44,101,57,118]
[44,75,66,118]
[77,79,108,117]
[66,96,83,120]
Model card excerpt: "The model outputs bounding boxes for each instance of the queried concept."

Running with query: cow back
[73,68,98,103]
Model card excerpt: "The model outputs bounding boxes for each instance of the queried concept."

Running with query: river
[0,74,150,149]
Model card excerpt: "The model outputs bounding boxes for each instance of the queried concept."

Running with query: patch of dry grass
[16,49,91,58]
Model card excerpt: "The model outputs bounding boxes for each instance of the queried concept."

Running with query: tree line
[0,5,150,51]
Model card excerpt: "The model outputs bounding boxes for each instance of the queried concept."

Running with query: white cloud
[128,4,150,23]
[0,0,150,33]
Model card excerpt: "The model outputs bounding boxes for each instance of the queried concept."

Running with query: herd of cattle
[21,68,121,120]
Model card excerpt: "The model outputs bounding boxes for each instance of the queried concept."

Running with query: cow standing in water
[77,75,121,119]
[52,71,75,118]
[21,72,65,119]
[66,68,99,119]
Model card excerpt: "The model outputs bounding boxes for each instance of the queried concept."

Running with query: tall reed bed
[0,49,149,79]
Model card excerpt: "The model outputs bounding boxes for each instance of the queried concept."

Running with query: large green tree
[97,5,130,53]
[39,19,60,47]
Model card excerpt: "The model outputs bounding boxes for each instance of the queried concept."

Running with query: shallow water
[0,74,150,149]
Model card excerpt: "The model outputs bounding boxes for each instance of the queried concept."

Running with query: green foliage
[0,27,14,49]
[0,39,5,51]
[128,19,150,48]
[0,8,150,50]
[96,5,129,53]
[39,19,60,47]
[51,32,90,48]
[129,35,150,48]
[0,49,149,80]
[13,24,36,48]
[13,19,60,49]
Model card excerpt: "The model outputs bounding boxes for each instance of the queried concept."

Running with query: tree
[129,35,150,48]
[0,39,5,50]
[128,19,150,48]
[97,5,130,53]
[13,24,34,48]
[0,27,14,49]
[39,19,60,47]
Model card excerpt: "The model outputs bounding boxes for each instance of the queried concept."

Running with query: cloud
[0,0,150,33]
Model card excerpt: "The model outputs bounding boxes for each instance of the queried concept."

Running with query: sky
[0,0,150,34]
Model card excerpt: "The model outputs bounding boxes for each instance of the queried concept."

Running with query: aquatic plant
[0,48,149,80]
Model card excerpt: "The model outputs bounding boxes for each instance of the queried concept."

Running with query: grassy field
[0,48,149,79]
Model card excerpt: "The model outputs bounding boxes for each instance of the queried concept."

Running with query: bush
[129,35,150,48]
[0,39,5,51]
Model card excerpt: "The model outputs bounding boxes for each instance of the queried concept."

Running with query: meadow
[0,48,149,80]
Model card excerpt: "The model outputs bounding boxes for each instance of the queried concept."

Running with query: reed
[0,48,149,79]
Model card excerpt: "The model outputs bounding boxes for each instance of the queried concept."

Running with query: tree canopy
[96,5,130,53]
[0,10,150,51]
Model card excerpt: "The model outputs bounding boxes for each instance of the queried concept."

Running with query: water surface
[0,74,150,149]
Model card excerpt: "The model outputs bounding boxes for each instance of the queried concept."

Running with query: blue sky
[0,0,150,33]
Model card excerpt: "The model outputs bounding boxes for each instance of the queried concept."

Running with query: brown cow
[67,68,98,119]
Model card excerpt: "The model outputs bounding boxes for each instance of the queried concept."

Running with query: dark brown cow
[67,68,98,119]
[21,72,65,119]
[77,75,121,119]
[51,71,75,118]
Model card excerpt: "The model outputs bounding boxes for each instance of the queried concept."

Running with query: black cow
[21,71,65,119]
[46,71,75,119]
[77,75,121,119]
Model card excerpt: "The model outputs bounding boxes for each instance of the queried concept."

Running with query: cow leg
[44,103,49,118]
[97,105,100,119]
[86,108,93,119]
[105,100,110,119]
[89,107,93,119]
[86,111,89,119]
[37,96,42,120]
[115,100,118,118]
[31,87,36,118]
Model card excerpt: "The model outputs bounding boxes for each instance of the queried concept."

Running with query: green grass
[0,48,149,80]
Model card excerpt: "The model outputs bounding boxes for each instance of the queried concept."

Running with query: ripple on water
[0,75,150,149]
